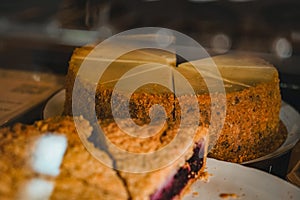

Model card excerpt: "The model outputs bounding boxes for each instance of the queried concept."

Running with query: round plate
[43,89,300,164]
[243,101,300,164]
[184,158,300,200]
[43,89,65,119]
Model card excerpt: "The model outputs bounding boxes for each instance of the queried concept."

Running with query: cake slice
[0,116,207,200]
[175,54,283,163]
[65,44,176,123]
[0,116,128,200]
[90,119,208,200]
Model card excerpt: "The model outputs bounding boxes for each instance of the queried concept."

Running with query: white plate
[43,89,300,164]
[184,158,300,200]
[43,89,65,119]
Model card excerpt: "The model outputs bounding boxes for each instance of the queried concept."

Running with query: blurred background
[0,0,299,111]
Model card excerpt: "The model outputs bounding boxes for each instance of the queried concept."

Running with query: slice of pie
[94,118,208,200]
[0,116,128,200]
[0,116,207,200]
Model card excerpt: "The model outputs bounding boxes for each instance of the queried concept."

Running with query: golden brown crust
[64,46,176,123]
[0,117,208,200]
[175,55,283,163]
[0,116,128,200]
[99,120,207,200]
[208,79,283,163]
[175,80,284,163]
[64,48,284,163]
[0,116,208,200]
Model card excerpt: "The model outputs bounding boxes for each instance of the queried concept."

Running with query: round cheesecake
[64,44,286,163]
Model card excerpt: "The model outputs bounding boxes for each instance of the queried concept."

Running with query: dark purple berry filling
[150,141,205,200]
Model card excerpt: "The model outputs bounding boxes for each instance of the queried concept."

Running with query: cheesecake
[64,43,286,163]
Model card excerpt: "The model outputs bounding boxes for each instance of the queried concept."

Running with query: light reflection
[31,134,67,176]
[97,25,114,38]
[273,37,293,59]
[155,28,174,48]
[19,179,54,200]
[32,74,41,82]
[211,33,231,54]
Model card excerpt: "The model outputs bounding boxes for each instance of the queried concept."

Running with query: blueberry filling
[150,142,205,200]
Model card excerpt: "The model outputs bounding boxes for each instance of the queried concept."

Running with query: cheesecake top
[176,54,279,94]
[70,43,279,96]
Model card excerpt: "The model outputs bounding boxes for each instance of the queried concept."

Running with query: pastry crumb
[192,191,198,197]
[198,171,212,182]
[219,193,239,199]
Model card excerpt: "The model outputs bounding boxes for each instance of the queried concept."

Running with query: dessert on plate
[0,116,208,200]
[176,55,284,162]
[64,42,286,163]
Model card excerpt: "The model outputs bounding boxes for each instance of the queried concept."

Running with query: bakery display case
[0,0,299,198]
[1,0,299,108]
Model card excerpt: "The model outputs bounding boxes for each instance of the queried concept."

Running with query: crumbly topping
[0,116,128,200]
[65,48,283,163]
